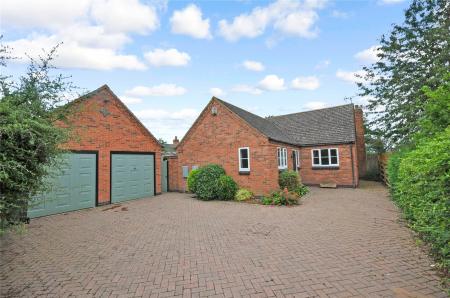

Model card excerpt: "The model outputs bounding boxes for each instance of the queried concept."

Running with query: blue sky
[1,0,410,142]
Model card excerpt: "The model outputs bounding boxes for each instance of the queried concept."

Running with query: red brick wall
[176,99,281,196]
[167,156,179,191]
[354,106,366,177]
[173,98,361,195]
[299,144,358,187]
[61,87,162,204]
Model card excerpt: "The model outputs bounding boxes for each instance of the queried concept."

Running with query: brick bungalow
[28,85,162,218]
[170,97,365,196]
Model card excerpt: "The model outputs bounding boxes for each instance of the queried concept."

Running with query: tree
[358,0,449,148]
[0,44,72,232]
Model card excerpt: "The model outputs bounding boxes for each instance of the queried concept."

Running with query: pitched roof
[70,85,163,148]
[216,97,356,146]
[267,104,356,146]
[214,98,294,145]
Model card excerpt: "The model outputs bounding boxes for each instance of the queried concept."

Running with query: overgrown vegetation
[351,0,450,276]
[0,44,73,233]
[389,129,449,271]
[358,0,449,148]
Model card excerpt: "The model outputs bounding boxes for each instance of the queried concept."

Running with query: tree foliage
[359,0,449,148]
[0,44,72,231]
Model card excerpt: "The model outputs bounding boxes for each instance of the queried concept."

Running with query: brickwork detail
[62,86,162,203]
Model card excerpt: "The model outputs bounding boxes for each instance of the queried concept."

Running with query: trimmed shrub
[217,175,238,200]
[187,168,200,193]
[194,164,226,200]
[391,128,450,270]
[278,170,300,191]
[235,188,253,201]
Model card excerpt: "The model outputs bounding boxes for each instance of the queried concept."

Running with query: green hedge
[388,128,450,270]
[187,168,200,193]
[217,175,238,200]
[194,164,226,200]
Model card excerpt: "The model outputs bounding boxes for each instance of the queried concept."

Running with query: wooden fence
[378,153,391,185]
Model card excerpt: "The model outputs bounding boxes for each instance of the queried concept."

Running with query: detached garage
[28,85,162,218]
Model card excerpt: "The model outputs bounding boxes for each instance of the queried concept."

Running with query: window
[238,147,250,172]
[182,166,189,178]
[277,147,287,169]
[192,165,199,170]
[293,150,300,171]
[311,148,339,167]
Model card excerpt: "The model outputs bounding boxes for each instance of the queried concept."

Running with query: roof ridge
[269,103,354,119]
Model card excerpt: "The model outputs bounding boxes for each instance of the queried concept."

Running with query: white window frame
[293,149,300,171]
[238,147,250,172]
[277,147,288,170]
[311,148,339,167]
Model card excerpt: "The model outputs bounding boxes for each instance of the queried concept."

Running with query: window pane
[241,159,249,169]
[321,156,329,165]
[313,150,319,158]
[320,149,329,157]
[313,157,320,165]
[330,149,337,157]
[240,148,248,158]
[331,156,338,165]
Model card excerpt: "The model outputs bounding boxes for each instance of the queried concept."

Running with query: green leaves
[0,42,72,232]
[388,128,450,271]
[359,0,450,148]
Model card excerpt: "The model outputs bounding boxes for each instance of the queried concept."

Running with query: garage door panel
[28,153,96,218]
[111,153,154,203]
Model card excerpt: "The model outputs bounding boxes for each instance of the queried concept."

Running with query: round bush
[235,188,253,201]
[187,168,200,193]
[278,170,300,191]
[194,164,226,200]
[217,175,238,200]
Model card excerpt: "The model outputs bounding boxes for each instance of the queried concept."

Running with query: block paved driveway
[1,182,447,298]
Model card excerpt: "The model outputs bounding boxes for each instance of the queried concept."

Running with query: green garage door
[111,153,154,203]
[28,153,97,218]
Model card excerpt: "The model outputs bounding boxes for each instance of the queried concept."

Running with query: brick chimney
[173,136,179,146]
[354,105,366,177]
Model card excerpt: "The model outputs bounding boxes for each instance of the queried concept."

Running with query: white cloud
[304,101,328,110]
[242,60,265,72]
[331,10,349,19]
[170,4,211,39]
[1,0,160,70]
[336,70,367,84]
[90,0,159,34]
[133,108,199,142]
[291,76,320,90]
[1,0,159,34]
[273,10,318,38]
[5,32,147,70]
[126,84,187,97]
[144,48,191,67]
[120,96,143,104]
[231,85,263,95]
[218,0,325,42]
[210,88,226,97]
[0,0,90,29]
[258,75,286,91]
[354,45,381,63]
[315,59,330,69]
